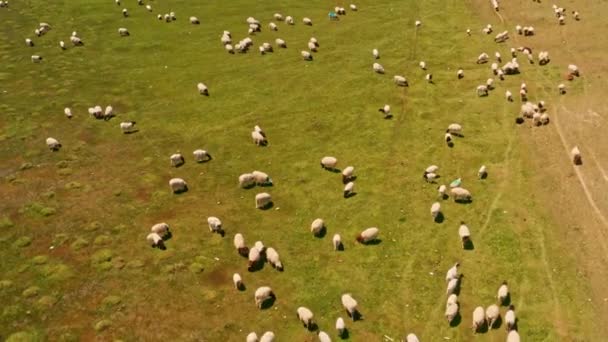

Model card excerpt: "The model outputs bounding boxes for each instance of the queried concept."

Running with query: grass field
[1,0,607,341]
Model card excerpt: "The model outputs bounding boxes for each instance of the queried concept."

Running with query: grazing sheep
[309,37,318,46]
[120,121,136,133]
[265,247,283,271]
[539,51,550,65]
[336,317,346,336]
[350,4,357,11]
[239,173,255,188]
[438,185,447,198]
[46,137,61,151]
[31,55,42,63]
[540,113,550,125]
[568,64,580,77]
[193,149,211,162]
[248,247,261,271]
[486,304,500,328]
[333,234,342,251]
[431,202,441,220]
[64,107,72,119]
[478,165,487,179]
[254,287,275,308]
[445,132,452,145]
[497,69,505,80]
[103,105,114,119]
[494,30,509,42]
[533,112,542,126]
[234,233,248,256]
[170,153,185,167]
[308,41,317,52]
[251,130,267,146]
[296,307,314,329]
[356,227,379,244]
[505,90,513,101]
[458,223,471,248]
[221,34,232,45]
[446,276,460,295]
[425,73,433,83]
[505,305,516,331]
[25,38,33,47]
[233,273,243,290]
[446,123,462,135]
[169,178,187,193]
[342,166,355,183]
[424,172,437,182]
[425,165,439,174]
[466,28,471,35]
[406,334,420,342]
[507,330,520,342]
[372,48,379,59]
[451,187,471,202]
[285,16,294,25]
[419,61,426,70]
[252,171,271,185]
[520,89,528,102]
[498,281,509,305]
[446,262,459,282]
[268,22,277,31]
[472,306,486,332]
[150,223,170,238]
[343,182,355,198]
[59,41,66,49]
[311,218,325,236]
[260,332,275,342]
[207,216,223,235]
[379,104,391,118]
[394,75,408,86]
[246,332,258,342]
[302,17,312,25]
[262,43,273,52]
[118,28,129,36]
[571,146,582,165]
[274,13,283,21]
[477,85,488,97]
[146,232,164,249]
[253,241,265,254]
[477,52,489,64]
[169,11,176,20]
[122,8,128,17]
[373,63,385,74]
[558,83,566,94]
[275,38,286,48]
[341,294,359,321]
[492,63,498,75]
[415,20,422,27]
[321,156,338,170]
[189,16,200,24]
[255,192,272,209]
[445,302,459,323]
[197,83,209,96]
[486,78,494,89]
[573,11,580,20]
[301,51,313,61]
[457,69,464,79]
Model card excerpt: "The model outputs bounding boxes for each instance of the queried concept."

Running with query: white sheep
[446,123,462,135]
[350,4,357,11]
[415,20,422,27]
[122,8,128,17]
[25,38,33,47]
[260,332,275,342]
[573,11,580,20]
[438,185,447,198]
[507,330,520,342]
[558,83,566,94]
[431,202,441,220]
[344,182,355,198]
[451,187,471,202]
[170,153,185,167]
[239,173,255,188]
[336,317,346,336]
[309,37,318,46]
[253,241,265,253]
[478,165,487,179]
[477,52,489,64]
[255,193,272,209]
[307,41,317,52]
[472,306,486,332]
[233,273,243,290]
[275,38,286,48]
[64,107,72,119]
[379,104,391,118]
[372,48,379,59]
[424,172,437,182]
[233,233,248,256]
[373,63,385,74]
[445,132,452,145]
[446,276,460,295]
[248,247,261,270]
[568,64,579,77]
[445,302,459,323]
[169,12,176,20]
[301,51,313,61]
[221,34,231,45]
[540,113,550,125]
[491,62,498,75]
[59,41,66,50]
[252,170,271,185]
[445,262,459,282]
[498,281,509,304]
[321,156,338,170]
[285,16,294,25]
[118,28,129,36]
[246,332,258,342]
[356,227,379,244]
[447,294,458,307]
[268,22,277,31]
[486,78,494,89]
[406,334,420,342]
[505,90,513,101]
[169,178,187,193]
[187,16,199,25]
[394,75,408,86]
[150,223,170,238]
[457,69,464,79]
[251,130,267,146]
[146,232,164,248]
[254,287,275,308]
[265,247,283,271]
[505,305,516,331]
[318,332,331,342]
[197,82,209,96]
[477,85,488,97]
[296,307,314,328]
[419,61,426,70]
[342,166,355,183]
[539,51,550,65]
[333,234,342,251]
[425,74,433,83]
[193,149,211,162]
[31,55,42,63]
[486,304,500,328]
[533,112,542,126]
[120,121,136,134]
[311,218,325,236]
[46,137,61,151]
[207,216,223,234]
[302,17,312,25]
[341,294,359,320]
[520,89,528,102]
[274,13,284,21]
[262,43,273,52]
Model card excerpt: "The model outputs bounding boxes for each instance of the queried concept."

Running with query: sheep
[253,241,265,254]
[120,121,136,133]
[197,82,209,96]
[249,23,261,32]
[296,307,314,329]
[494,30,509,42]
[262,43,273,53]
[568,64,580,77]
[248,247,261,271]
[424,172,437,182]
[350,4,357,11]
[477,52,489,64]
[311,218,325,236]
[446,276,460,295]
[486,304,500,328]
[497,281,509,305]
[573,11,580,20]
[341,294,360,320]
[507,330,520,342]
[31,55,43,63]
[193,149,211,162]
[431,202,441,220]
[221,34,232,45]
[445,132,453,145]
[491,63,498,75]
[246,332,258,342]
[146,232,165,249]
[539,51,550,65]
[558,83,566,94]
[445,302,459,323]
[318,332,331,342]
[336,317,346,337]
[447,294,458,307]
[337,7,346,15]
[533,112,542,126]
[505,305,516,331]
[254,286,275,308]
[521,102,538,118]
[150,223,170,238]
[251,130,267,146]
[394,75,408,86]
[540,113,550,125]
[466,28,471,36]
[372,48,379,59]
[285,16,294,25]
[224,44,234,53]
[207,216,223,235]
[302,17,312,25]
[523,26,535,36]
[25,38,34,47]
[478,165,487,179]
[502,61,519,74]
[342,166,355,183]
[169,178,187,193]
[558,15,565,25]
[35,28,41,37]
[64,107,72,119]
[446,262,459,282]
[425,74,433,83]
[497,69,505,80]
[406,334,420,342]
[234,233,248,256]
[486,78,494,90]
[415,20,422,27]
[255,193,272,209]
[260,332,275,342]
[268,22,278,31]
[571,146,582,165]
[157,14,162,20]
[373,63,385,74]
[164,14,171,22]
[458,223,471,248]
[446,123,462,136]
[170,153,185,167]
[344,182,355,198]
[103,105,114,119]
[117,27,130,36]
[419,61,426,70]
[122,8,128,17]
[307,41,317,52]
[333,234,342,251]
[59,41,66,50]
[309,37,318,46]
[252,171,272,185]
[238,173,255,188]
[477,85,488,97]
[520,89,528,102]
[233,273,243,290]
[457,69,464,79]
[301,51,313,61]
[356,227,379,244]
[472,306,486,332]
[451,187,472,202]
[321,156,338,170]
[379,104,391,118]
[188,16,199,24]
[46,137,61,151]
[438,185,447,198]
[169,11,176,20]
[505,90,513,102]
[275,38,286,48]
[274,13,284,21]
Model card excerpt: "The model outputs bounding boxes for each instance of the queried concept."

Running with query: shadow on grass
[339,328,349,339]
[434,212,444,223]
[259,296,275,310]
[361,239,382,245]
[257,202,274,210]
[344,192,357,199]
[463,239,475,250]
[314,227,327,239]
[449,312,462,327]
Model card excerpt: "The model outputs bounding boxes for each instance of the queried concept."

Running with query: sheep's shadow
[124,129,139,134]
[384,114,393,120]
[237,247,250,258]
[259,296,275,310]
[174,162,185,169]
[163,231,173,241]
[306,322,319,332]
[500,293,511,306]
[248,260,265,272]
[344,192,357,199]
[172,187,188,194]
[434,212,445,223]
[259,183,274,188]
[335,243,344,251]
[257,202,274,210]
[476,321,489,334]
[449,312,462,327]
[343,176,357,184]
[489,316,503,330]
[480,173,488,180]
[463,239,475,250]
[339,328,349,340]
[515,117,525,124]
[314,227,327,238]
[325,168,342,174]
[447,142,454,148]
[196,155,213,163]
[361,239,382,246]
[347,310,362,322]
[454,199,473,204]
[236,283,246,291]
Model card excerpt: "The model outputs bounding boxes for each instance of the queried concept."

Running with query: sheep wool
[296,307,314,328]
[254,286,275,308]
[266,247,283,271]
[234,233,248,255]
[341,293,359,320]
[318,331,331,342]
[472,306,486,331]
[321,156,338,170]
[46,137,61,151]
[255,192,272,209]
[246,332,258,342]
[373,63,384,74]
[169,178,187,193]
[260,331,275,342]
[193,149,210,162]
[333,234,342,250]
[311,218,325,236]
[507,331,520,342]
[406,334,420,342]
[485,304,500,328]
[233,273,242,289]
[357,227,379,243]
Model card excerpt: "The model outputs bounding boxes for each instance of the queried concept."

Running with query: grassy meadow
[0,0,603,341]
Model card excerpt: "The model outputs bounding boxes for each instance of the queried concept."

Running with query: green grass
[0,0,602,341]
